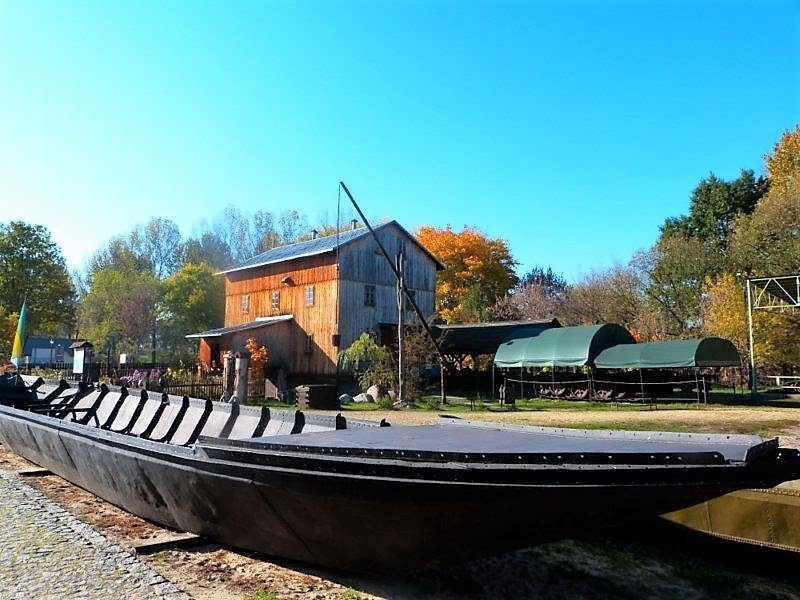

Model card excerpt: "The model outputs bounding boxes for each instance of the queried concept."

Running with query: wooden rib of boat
[1,373,799,572]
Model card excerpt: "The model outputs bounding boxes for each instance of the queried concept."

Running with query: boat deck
[250,418,767,463]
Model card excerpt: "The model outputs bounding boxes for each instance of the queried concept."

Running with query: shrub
[421,395,441,410]
[339,333,395,391]
[376,395,395,410]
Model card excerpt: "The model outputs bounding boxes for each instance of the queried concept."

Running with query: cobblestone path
[0,470,188,600]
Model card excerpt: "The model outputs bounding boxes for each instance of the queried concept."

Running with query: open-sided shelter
[493,323,635,368]
[594,338,741,369]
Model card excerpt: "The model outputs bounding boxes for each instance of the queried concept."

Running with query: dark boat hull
[1,402,798,572]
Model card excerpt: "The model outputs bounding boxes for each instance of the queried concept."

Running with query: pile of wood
[294,384,339,409]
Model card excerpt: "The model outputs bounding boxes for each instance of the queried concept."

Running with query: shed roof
[594,338,741,369]
[23,336,75,352]
[218,220,444,275]
[493,323,635,368]
[434,319,560,355]
[185,315,293,339]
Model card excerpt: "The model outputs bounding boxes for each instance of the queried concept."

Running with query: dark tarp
[493,323,635,368]
[434,319,560,355]
[594,338,741,369]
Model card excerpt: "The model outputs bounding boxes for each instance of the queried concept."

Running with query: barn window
[305,285,315,307]
[241,294,250,313]
[271,291,280,311]
[304,334,314,353]
[364,284,376,307]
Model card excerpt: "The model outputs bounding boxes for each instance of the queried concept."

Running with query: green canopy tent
[594,338,741,369]
[494,323,635,368]
[493,324,636,400]
[593,338,741,402]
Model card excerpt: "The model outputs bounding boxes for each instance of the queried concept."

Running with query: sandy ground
[4,405,800,599]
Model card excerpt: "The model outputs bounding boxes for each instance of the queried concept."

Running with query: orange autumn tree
[245,337,269,380]
[416,225,518,324]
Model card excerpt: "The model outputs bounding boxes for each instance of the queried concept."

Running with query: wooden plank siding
[224,253,340,375]
[218,222,438,377]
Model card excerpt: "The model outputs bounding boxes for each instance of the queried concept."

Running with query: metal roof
[594,338,741,369]
[434,319,560,355]
[218,220,444,275]
[22,336,75,352]
[185,315,293,339]
[494,323,636,368]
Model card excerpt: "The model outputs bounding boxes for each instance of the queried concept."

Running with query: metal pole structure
[339,181,448,405]
[746,278,757,397]
[638,369,645,402]
[396,250,405,406]
[694,367,701,404]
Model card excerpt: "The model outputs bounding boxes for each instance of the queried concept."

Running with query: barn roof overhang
[185,314,294,339]
[594,338,741,369]
[493,323,635,368]
[434,319,561,356]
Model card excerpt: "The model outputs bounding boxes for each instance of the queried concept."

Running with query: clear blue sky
[1,0,798,283]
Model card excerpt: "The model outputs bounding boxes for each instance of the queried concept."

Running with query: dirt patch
[4,407,800,598]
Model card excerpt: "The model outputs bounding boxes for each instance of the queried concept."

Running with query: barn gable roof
[218,220,444,275]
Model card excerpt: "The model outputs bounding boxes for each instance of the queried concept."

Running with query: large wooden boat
[1,373,799,572]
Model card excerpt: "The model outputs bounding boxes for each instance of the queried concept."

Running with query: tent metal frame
[745,275,800,395]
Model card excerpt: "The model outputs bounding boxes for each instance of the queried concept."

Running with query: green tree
[0,309,18,361]
[161,262,225,353]
[0,221,76,335]
[339,332,395,391]
[661,170,768,249]
[79,266,161,360]
[635,235,717,337]
[128,218,183,279]
[87,237,152,276]
[181,232,233,270]
[728,176,800,277]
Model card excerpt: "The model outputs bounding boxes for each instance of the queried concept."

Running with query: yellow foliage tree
[702,273,799,367]
[415,226,518,324]
[0,309,17,362]
[764,124,800,191]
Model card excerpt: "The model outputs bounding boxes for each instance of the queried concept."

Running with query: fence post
[234,354,249,404]
[221,352,235,402]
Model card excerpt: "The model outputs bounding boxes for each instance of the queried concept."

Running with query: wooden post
[234,354,249,404]
[396,250,404,405]
[221,352,235,402]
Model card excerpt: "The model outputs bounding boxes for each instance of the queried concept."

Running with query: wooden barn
[187,221,443,378]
